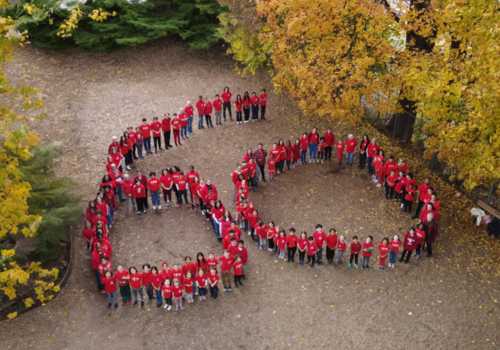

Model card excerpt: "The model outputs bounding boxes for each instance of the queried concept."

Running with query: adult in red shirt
[312,224,326,265]
[147,172,161,210]
[308,127,319,163]
[122,174,137,213]
[129,267,144,307]
[179,109,189,140]
[367,138,381,174]
[412,177,431,220]
[234,94,243,124]
[358,134,370,169]
[108,163,125,202]
[276,140,286,173]
[385,170,398,200]
[345,134,358,166]
[221,87,233,121]
[242,91,251,122]
[325,229,338,265]
[115,265,132,306]
[253,143,268,182]
[101,271,118,308]
[286,228,298,262]
[170,114,181,146]
[161,113,173,149]
[213,94,223,125]
[151,116,164,153]
[218,251,235,291]
[259,88,267,120]
[134,126,144,159]
[423,214,439,257]
[186,165,200,202]
[195,96,205,129]
[108,136,120,155]
[133,178,147,214]
[185,102,194,135]
[139,118,152,155]
[323,129,335,162]
[141,264,154,305]
[119,135,132,171]
[204,97,214,128]
[300,132,309,165]
[250,92,260,121]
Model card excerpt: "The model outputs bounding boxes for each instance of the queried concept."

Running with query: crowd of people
[83,87,440,310]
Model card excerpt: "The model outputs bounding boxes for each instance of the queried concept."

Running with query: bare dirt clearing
[1,39,499,349]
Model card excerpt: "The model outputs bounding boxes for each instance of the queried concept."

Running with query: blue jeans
[107,207,114,226]
[389,250,397,264]
[211,219,220,238]
[115,186,124,201]
[301,150,307,164]
[209,285,218,299]
[368,156,374,173]
[155,290,162,306]
[151,190,160,206]
[187,116,193,134]
[144,137,151,153]
[337,250,344,264]
[198,115,204,128]
[346,152,354,164]
[181,126,187,139]
[309,143,318,161]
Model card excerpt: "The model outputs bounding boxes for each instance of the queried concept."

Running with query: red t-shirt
[234,100,242,112]
[218,255,235,271]
[367,143,381,158]
[300,137,309,151]
[267,158,276,171]
[169,269,184,281]
[338,240,346,251]
[403,233,418,251]
[405,189,415,201]
[182,277,194,293]
[378,243,390,256]
[313,231,326,247]
[150,274,163,289]
[386,175,398,188]
[350,242,362,254]
[102,276,117,293]
[139,124,151,138]
[415,229,426,245]
[206,258,219,269]
[307,242,319,256]
[186,171,199,184]
[286,234,297,248]
[250,96,260,105]
[213,99,222,110]
[221,91,232,102]
[129,273,142,289]
[389,239,401,252]
[171,119,180,130]
[147,178,160,192]
[336,142,345,154]
[151,121,161,135]
[362,242,374,257]
[346,139,358,153]
[277,237,287,249]
[298,238,308,250]
[177,177,188,191]
[141,271,152,286]
[232,261,243,276]
[161,285,172,298]
[208,272,219,285]
[308,132,319,144]
[195,101,205,115]
[196,275,208,288]
[160,174,173,189]
[114,270,130,286]
[179,113,188,127]
[384,161,398,176]
[418,183,431,201]
[172,285,184,298]
[182,263,197,278]
[326,234,338,249]
[204,102,213,115]
[259,93,267,106]
[185,106,194,117]
[323,132,335,147]
[132,184,146,198]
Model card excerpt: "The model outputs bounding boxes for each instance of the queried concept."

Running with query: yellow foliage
[24,297,34,308]
[7,312,17,320]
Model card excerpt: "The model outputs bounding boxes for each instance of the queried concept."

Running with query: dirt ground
[1,38,499,349]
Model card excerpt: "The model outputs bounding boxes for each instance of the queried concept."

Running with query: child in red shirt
[385,170,398,200]
[196,268,208,301]
[285,140,293,170]
[389,234,401,268]
[150,266,163,307]
[318,137,326,164]
[297,231,308,266]
[400,228,418,264]
[162,279,173,310]
[277,229,287,260]
[236,240,248,279]
[349,236,361,268]
[336,139,345,165]
[267,154,276,181]
[325,229,338,265]
[415,223,427,259]
[286,228,298,262]
[172,278,184,311]
[337,235,346,265]
[300,133,309,165]
[208,266,219,300]
[306,236,319,268]
[115,265,131,306]
[102,270,118,309]
[266,221,276,252]
[376,160,385,187]
[292,139,301,168]
[183,270,195,304]
[378,238,390,270]
[362,236,373,269]
[232,254,244,287]
[404,183,415,214]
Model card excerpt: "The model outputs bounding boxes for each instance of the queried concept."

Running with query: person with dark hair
[179,108,189,140]
[141,264,153,305]
[102,270,118,309]
[242,91,251,122]
[129,267,144,307]
[250,92,260,121]
[213,94,223,125]
[323,128,335,162]
[196,268,208,301]
[221,86,233,121]
[150,266,163,307]
[412,178,432,219]
[134,126,144,159]
[306,236,319,268]
[182,256,197,296]
[232,254,244,287]
[133,170,148,209]
[120,134,132,171]
[151,116,164,153]
[184,102,194,135]
[361,236,373,269]
[115,264,132,306]
[208,266,219,300]
[195,95,205,129]
[204,97,214,128]
[325,229,337,265]
[349,236,361,268]
[176,172,189,208]
[400,228,418,263]
[358,134,369,169]
[171,113,181,146]
[308,127,319,163]
[259,89,267,120]
[366,138,380,174]
[139,118,152,155]
[378,238,390,270]
[235,94,243,124]
[312,224,326,265]
[253,143,268,182]
[147,171,161,210]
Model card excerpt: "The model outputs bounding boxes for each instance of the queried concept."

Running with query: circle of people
[82,86,440,311]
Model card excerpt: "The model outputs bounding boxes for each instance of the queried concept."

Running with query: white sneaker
[248,232,251,235]
[164,304,169,309]
[401,203,404,208]
[126,165,131,170]
[158,205,162,210]
[202,210,206,215]
[153,206,156,210]
[168,305,172,310]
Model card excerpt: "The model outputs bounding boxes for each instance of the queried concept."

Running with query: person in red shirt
[108,136,120,155]
[308,128,319,163]
[203,97,214,128]
[276,230,287,259]
[397,158,410,173]
[150,266,164,307]
[196,268,208,301]
[414,223,427,259]
[335,139,345,165]
[81,220,95,249]
[286,228,298,262]
[259,88,267,120]
[208,266,219,300]
[170,113,182,146]
[102,270,118,309]
[378,238,390,270]
[141,264,154,305]
[361,236,374,269]
[213,94,223,125]
[182,256,198,295]
[312,224,326,265]
[317,138,326,164]
[291,139,301,168]
[232,94,243,124]
[242,91,251,122]
[221,86,233,121]
[277,139,286,173]
[337,235,346,265]
[412,178,431,219]
[129,267,144,307]
[250,92,260,121]
[179,108,189,140]
[385,170,398,200]
[345,134,358,166]
[194,253,208,276]
[122,174,136,213]
[299,134,309,165]
[400,228,418,263]
[267,154,276,181]
[195,95,205,129]
[147,172,161,210]
[349,236,361,268]
[119,135,133,171]
[388,234,401,268]
[162,279,173,310]
[358,134,369,169]
[325,228,338,265]
[323,128,335,162]
[139,118,152,155]
[134,126,144,159]
[394,170,407,204]
[297,231,308,266]
[176,172,189,208]
[183,270,195,303]
[383,156,397,188]
[367,138,381,174]
[160,168,173,207]
[232,255,244,287]
[306,236,319,268]
[235,240,248,278]
[218,250,235,292]
[151,116,164,153]
[161,113,173,149]
[115,265,132,306]
[171,278,184,310]
[133,178,147,214]
[419,203,438,223]
[185,102,194,135]
[404,183,415,214]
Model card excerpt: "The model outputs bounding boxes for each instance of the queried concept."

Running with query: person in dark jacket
[253,144,268,182]
[423,213,439,257]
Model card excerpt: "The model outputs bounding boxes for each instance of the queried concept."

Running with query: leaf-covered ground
[1,38,499,349]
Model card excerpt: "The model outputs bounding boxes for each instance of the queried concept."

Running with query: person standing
[134,170,148,209]
[358,134,369,169]
[232,165,242,202]
[147,172,161,211]
[221,87,233,121]
[122,174,137,213]
[171,114,181,146]
[312,224,326,265]
[195,96,205,129]
[423,214,438,257]
[151,116,164,153]
[204,97,214,128]
[345,134,358,166]
[213,94,223,125]
[235,94,243,124]
[139,118,152,155]
[179,108,188,140]
[250,92,260,121]
[308,127,319,163]
[253,144,268,182]
[132,179,147,214]
[185,101,194,135]
[161,113,173,149]
[412,177,432,219]
[323,128,335,162]
[259,89,267,120]
[366,138,380,174]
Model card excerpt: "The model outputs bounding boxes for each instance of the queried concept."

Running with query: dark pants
[155,290,162,306]
[135,197,145,212]
[177,189,188,205]
[350,253,359,264]
[367,156,374,173]
[427,243,433,257]
[413,200,425,218]
[251,105,259,120]
[95,269,104,291]
[234,275,243,285]
[278,160,284,172]
[165,296,172,306]
[223,101,232,120]
[144,137,151,153]
[132,144,138,159]
[236,111,242,122]
[325,146,332,161]
[401,250,413,262]
[205,114,213,127]
[416,244,423,256]
[359,152,367,168]
[287,246,296,262]
[316,246,323,264]
[259,165,266,181]
[199,287,207,296]
[326,247,336,261]
[145,285,153,301]
[124,151,133,166]
[243,107,250,121]
[307,255,316,267]
[209,285,219,299]
[260,105,266,119]
[386,187,394,200]
[119,284,132,302]
[163,131,171,148]
[299,250,306,262]
[153,136,161,151]
[403,200,413,213]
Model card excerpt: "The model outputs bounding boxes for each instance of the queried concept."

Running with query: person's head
[208,252,214,260]
[124,174,130,182]
[210,266,217,273]
[228,229,235,237]
[230,221,237,228]
[289,227,296,235]
[391,170,396,176]
[96,210,102,218]
[223,250,230,258]
[162,262,169,270]
[112,135,118,142]
[173,278,180,286]
[173,113,178,118]
[215,200,223,209]
[409,227,416,235]
[427,187,434,195]
[424,177,430,185]
[252,91,256,96]
[258,221,264,228]
[149,171,156,178]
[363,134,369,142]
[286,140,291,146]
[104,270,112,279]
[348,134,354,140]
[431,192,437,201]
[398,158,405,165]
[134,179,141,186]
[173,263,179,270]
[258,143,263,150]
[409,183,415,190]
[426,203,435,211]
[329,228,336,235]
[295,138,300,145]
[235,254,242,262]
[230,237,237,245]
[366,235,373,243]
[129,266,137,275]
[101,255,108,264]
[278,139,284,146]
[164,279,171,286]
[389,156,395,162]
[312,127,317,133]
[224,86,230,92]
[198,95,202,101]
[238,239,244,248]
[379,150,385,158]
[279,229,285,237]
[418,223,425,230]
[427,213,435,222]
[142,263,151,272]
[339,234,345,242]
[198,268,204,276]
[303,132,307,137]
[382,238,389,245]
[272,142,277,149]
[371,137,377,144]
[316,224,323,232]
[270,153,274,159]
[142,118,147,123]
[308,236,314,242]
[398,170,404,178]
[353,236,359,243]
[110,163,117,171]
[94,243,102,253]
[84,219,92,229]
[244,91,249,98]
[320,137,325,142]
[186,270,193,279]
[393,234,399,241]
[151,266,158,275]
[215,94,220,99]
[261,88,266,94]
[185,256,192,264]
[88,200,96,209]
